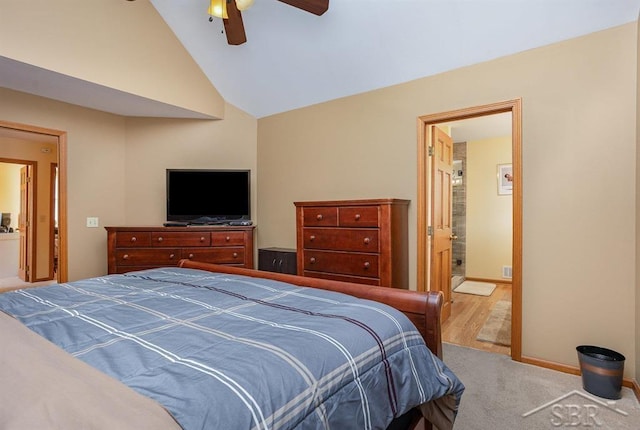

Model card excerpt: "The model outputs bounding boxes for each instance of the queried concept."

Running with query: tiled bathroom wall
[452,141,466,277]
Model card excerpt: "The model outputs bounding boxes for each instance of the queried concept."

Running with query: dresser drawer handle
[363,237,370,244]
[169,253,176,259]
[355,214,361,220]
[233,252,238,258]
[309,235,316,241]
[363,262,370,269]
[309,257,316,264]
[122,254,129,260]
[157,237,164,242]
[188,253,194,259]
[225,236,231,242]
[200,236,205,242]
[130,237,137,243]
[316,214,323,221]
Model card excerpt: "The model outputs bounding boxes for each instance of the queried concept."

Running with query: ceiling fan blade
[223,0,247,45]
[277,0,329,16]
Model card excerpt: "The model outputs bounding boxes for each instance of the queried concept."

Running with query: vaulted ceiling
[149,0,640,118]
[1,0,638,123]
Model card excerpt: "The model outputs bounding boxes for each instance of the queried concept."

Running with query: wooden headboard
[178,260,443,359]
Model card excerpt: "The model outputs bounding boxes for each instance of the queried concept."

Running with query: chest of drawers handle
[188,253,194,259]
[316,214,323,221]
[157,237,164,243]
[130,237,137,243]
[364,237,370,244]
[309,235,316,241]
[226,236,231,242]
[233,252,238,258]
[170,253,176,259]
[355,214,361,220]
[363,261,370,269]
[123,254,129,260]
[310,257,316,264]
[200,236,205,242]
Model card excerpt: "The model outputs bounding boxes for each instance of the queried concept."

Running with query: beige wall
[466,136,512,280]
[0,88,127,281]
[636,11,640,385]
[0,89,258,282]
[257,24,638,377]
[0,138,57,279]
[122,105,258,227]
[0,0,224,119]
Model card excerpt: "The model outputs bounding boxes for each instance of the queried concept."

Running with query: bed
[0,260,464,430]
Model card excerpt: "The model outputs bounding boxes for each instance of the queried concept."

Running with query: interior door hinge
[427,226,433,236]
[428,146,434,156]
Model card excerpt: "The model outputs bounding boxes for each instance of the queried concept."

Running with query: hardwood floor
[442,281,511,355]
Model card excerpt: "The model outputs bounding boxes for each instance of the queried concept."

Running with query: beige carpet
[476,299,511,346]
[443,343,640,429]
[453,280,496,296]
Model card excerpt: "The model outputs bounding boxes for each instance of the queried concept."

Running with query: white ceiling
[149,0,640,118]
[1,0,639,125]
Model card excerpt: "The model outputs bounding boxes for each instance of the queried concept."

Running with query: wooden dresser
[105,226,255,274]
[295,199,409,288]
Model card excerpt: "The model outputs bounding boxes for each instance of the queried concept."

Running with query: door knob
[450,234,458,240]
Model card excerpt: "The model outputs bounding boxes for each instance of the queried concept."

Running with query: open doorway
[0,159,36,284]
[0,121,67,290]
[416,99,522,361]
[438,114,513,356]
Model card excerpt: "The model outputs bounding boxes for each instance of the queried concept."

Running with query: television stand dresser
[105,225,255,274]
[294,199,409,289]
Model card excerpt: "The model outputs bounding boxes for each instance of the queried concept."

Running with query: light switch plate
[86,217,99,228]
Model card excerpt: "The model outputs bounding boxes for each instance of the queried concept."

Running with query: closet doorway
[416,99,522,361]
[0,120,67,284]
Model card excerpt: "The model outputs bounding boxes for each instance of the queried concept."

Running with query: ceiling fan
[208,0,329,45]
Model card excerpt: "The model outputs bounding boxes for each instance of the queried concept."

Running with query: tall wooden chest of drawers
[294,199,409,289]
[105,226,255,274]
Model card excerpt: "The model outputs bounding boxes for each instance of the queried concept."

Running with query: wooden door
[18,165,32,281]
[430,126,453,321]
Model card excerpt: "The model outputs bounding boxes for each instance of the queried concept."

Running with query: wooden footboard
[178,260,443,359]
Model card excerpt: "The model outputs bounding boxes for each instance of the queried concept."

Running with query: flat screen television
[166,169,250,223]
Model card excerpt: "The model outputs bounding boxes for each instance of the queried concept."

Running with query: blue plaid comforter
[0,267,463,429]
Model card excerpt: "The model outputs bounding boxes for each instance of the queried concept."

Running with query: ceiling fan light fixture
[235,0,254,11]
[208,0,228,19]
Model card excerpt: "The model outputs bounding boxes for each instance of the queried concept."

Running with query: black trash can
[576,345,625,400]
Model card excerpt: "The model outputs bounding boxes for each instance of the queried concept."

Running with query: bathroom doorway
[417,99,522,361]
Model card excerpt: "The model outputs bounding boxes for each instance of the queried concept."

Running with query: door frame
[49,162,58,279]
[0,120,68,283]
[416,98,522,360]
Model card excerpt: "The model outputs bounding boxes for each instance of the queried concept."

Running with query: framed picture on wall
[497,163,513,195]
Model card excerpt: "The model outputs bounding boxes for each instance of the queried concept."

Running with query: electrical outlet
[86,217,99,228]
